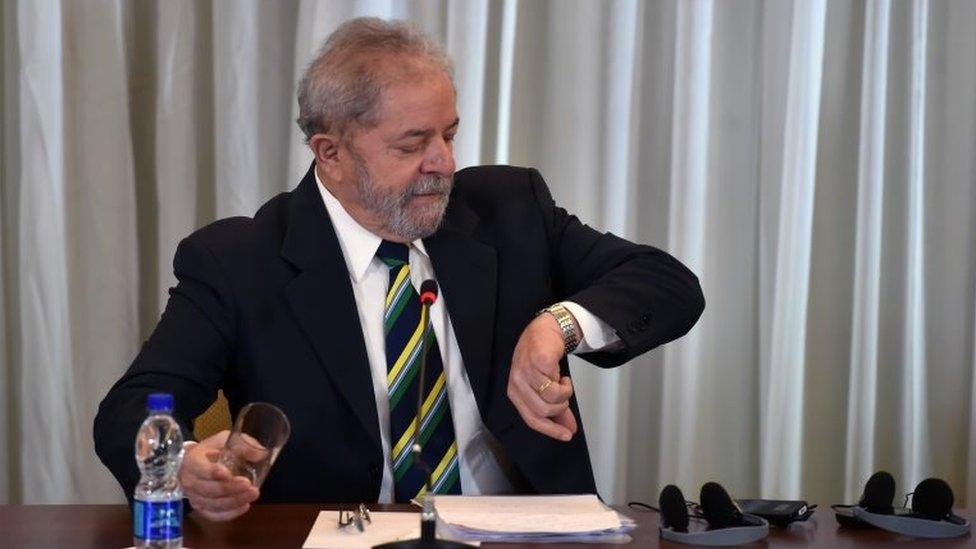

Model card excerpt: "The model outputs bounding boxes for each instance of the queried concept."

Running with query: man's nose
[421,138,455,176]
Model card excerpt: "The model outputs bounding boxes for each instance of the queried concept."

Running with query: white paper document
[302,511,420,548]
[433,494,634,544]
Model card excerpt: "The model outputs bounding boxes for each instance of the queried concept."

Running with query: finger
[559,375,573,397]
[523,392,570,419]
[189,486,259,512]
[195,503,251,522]
[183,445,232,478]
[530,374,554,398]
[510,379,546,417]
[512,369,548,401]
[183,447,218,472]
[198,429,231,449]
[524,413,573,441]
[208,461,237,481]
[508,387,572,441]
[186,475,254,499]
[538,376,574,405]
[184,456,236,483]
[553,407,578,435]
[180,454,219,490]
[516,374,569,416]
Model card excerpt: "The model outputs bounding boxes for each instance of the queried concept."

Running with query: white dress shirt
[314,169,620,502]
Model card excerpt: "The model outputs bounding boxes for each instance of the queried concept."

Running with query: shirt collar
[314,167,429,282]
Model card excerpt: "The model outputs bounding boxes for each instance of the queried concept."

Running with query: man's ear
[308,133,343,180]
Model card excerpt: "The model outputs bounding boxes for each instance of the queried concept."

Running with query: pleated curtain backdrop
[1,0,974,506]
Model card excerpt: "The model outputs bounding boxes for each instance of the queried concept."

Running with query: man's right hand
[179,430,260,521]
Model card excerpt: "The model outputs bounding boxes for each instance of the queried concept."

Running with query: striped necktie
[377,240,461,502]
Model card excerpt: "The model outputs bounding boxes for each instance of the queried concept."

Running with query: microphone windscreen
[419,279,439,305]
[859,471,895,514]
[659,485,689,532]
[912,478,953,520]
[700,481,742,529]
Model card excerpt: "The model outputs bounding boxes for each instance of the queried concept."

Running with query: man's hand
[507,312,579,441]
[179,430,260,521]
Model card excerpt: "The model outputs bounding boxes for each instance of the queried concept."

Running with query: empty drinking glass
[218,402,291,488]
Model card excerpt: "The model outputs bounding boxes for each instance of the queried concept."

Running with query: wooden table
[0,503,971,548]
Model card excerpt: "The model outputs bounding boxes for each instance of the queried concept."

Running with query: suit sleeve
[93,234,235,500]
[526,168,705,368]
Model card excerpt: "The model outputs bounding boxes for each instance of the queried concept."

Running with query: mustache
[407,174,453,196]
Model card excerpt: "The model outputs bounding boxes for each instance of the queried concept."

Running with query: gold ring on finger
[536,377,553,396]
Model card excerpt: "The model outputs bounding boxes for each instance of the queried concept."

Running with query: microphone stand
[375,283,471,549]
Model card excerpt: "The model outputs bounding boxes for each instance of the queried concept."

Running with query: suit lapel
[278,166,499,451]
[281,167,381,452]
[424,201,497,408]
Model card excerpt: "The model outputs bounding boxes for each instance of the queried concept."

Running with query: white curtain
[2,0,975,507]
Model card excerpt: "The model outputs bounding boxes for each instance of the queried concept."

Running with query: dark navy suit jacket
[94,165,704,503]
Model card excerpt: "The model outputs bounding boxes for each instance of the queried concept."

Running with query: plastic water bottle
[133,393,185,549]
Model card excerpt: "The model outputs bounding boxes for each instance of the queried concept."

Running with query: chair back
[194,390,231,440]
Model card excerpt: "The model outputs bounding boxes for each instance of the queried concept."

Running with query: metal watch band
[538,303,581,354]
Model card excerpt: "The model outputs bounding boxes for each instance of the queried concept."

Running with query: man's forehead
[373,74,458,136]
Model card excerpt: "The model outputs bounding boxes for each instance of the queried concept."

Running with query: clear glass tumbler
[218,402,291,488]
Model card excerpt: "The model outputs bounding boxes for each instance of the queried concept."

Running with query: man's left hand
[507,312,579,441]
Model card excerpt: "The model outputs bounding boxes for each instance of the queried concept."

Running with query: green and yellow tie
[377,240,461,502]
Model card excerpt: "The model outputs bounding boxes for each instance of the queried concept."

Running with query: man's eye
[397,145,422,154]
[444,134,456,143]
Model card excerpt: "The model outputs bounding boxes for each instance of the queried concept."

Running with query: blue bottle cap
[146,393,174,413]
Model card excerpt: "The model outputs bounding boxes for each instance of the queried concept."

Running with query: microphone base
[374,516,472,548]
[373,539,473,549]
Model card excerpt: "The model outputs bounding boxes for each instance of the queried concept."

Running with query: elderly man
[94,17,704,521]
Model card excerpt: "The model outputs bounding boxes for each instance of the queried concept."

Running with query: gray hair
[296,17,454,142]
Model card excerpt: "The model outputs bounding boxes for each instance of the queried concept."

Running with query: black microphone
[377,280,471,548]
[415,280,438,541]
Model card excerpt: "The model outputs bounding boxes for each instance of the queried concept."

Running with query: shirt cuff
[560,301,623,353]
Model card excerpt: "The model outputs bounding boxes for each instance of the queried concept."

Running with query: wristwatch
[538,303,581,354]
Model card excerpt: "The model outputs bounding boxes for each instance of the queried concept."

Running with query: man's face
[340,70,459,242]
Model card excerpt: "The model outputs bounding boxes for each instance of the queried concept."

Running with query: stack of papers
[433,494,635,544]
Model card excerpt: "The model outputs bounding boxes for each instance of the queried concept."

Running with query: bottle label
[134,498,182,541]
